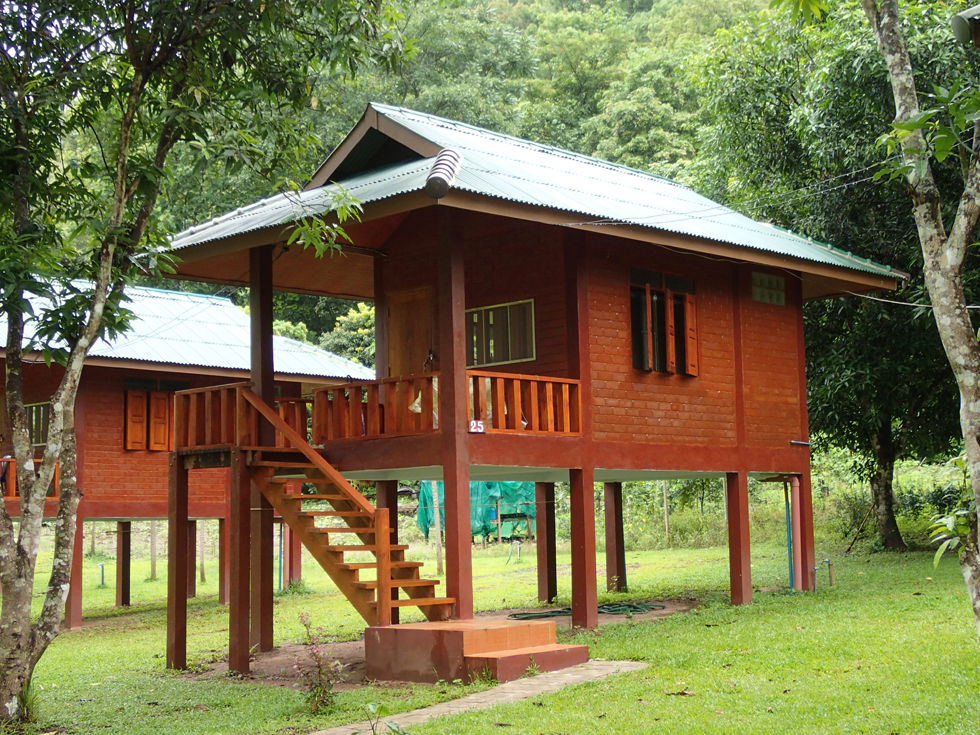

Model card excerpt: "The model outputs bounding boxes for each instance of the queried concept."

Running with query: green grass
[20,540,980,734]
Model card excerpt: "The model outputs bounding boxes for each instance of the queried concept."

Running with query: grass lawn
[21,540,980,734]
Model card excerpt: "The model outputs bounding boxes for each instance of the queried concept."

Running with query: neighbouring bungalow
[163,104,901,683]
[0,285,372,627]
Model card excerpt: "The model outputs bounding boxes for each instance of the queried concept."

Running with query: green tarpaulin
[417,481,536,539]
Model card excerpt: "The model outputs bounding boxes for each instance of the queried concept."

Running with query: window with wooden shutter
[148,391,171,451]
[125,390,148,450]
[630,269,698,377]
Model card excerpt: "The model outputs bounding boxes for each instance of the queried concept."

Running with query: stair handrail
[239,386,375,517]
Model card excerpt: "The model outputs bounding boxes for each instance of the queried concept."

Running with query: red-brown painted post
[250,472,274,652]
[186,519,197,598]
[248,245,275,651]
[64,509,85,631]
[726,471,752,605]
[790,476,804,590]
[376,479,400,623]
[282,524,303,588]
[167,454,189,669]
[570,467,598,629]
[438,210,473,620]
[796,473,816,591]
[604,482,626,592]
[375,507,392,627]
[115,521,131,607]
[229,448,251,674]
[535,481,557,603]
[217,516,230,605]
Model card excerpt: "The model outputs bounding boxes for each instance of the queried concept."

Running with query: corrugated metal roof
[1,286,374,380]
[172,103,895,280]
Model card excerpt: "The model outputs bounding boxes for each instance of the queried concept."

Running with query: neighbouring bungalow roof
[170,103,900,297]
[1,286,374,381]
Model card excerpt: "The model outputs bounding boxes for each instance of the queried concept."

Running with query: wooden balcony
[173,371,581,453]
[1,457,60,500]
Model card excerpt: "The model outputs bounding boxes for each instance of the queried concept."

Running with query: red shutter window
[148,391,171,451]
[665,290,677,374]
[684,293,699,377]
[125,390,148,450]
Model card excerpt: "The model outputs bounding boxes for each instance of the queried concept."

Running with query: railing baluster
[491,378,505,429]
[366,384,380,436]
[347,387,363,438]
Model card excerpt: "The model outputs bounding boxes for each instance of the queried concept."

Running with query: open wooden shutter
[148,391,171,451]
[684,294,699,377]
[665,290,676,374]
[125,390,147,450]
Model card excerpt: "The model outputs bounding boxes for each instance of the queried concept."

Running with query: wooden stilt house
[164,104,901,682]
[0,286,371,627]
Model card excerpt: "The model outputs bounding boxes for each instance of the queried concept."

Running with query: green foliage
[320,302,376,367]
[273,320,311,343]
[930,453,978,567]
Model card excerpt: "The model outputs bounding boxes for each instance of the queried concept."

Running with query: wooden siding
[739,269,804,447]
[586,240,802,448]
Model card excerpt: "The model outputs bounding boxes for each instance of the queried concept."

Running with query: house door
[387,287,434,377]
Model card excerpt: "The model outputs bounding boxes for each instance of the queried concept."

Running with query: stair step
[252,461,316,469]
[299,510,369,517]
[463,643,590,683]
[324,544,409,553]
[282,494,351,502]
[311,527,376,535]
[269,476,335,485]
[337,561,423,571]
[352,579,440,590]
[369,597,455,608]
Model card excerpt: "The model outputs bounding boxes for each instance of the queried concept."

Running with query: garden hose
[507,602,665,620]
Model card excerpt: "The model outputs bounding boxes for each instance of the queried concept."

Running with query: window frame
[465,298,536,369]
[630,269,699,377]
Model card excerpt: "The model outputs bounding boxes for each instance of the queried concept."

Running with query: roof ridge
[370,102,684,188]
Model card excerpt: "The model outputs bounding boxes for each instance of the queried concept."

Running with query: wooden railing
[311,373,439,443]
[467,370,581,435]
[1,457,60,500]
[173,369,582,452]
[173,382,251,450]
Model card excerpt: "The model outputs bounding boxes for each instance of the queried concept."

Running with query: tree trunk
[861,0,980,638]
[961,520,980,640]
[869,424,906,550]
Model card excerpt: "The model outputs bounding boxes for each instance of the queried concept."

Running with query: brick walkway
[311,660,649,735]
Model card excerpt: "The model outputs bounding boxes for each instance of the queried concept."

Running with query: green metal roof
[172,103,896,282]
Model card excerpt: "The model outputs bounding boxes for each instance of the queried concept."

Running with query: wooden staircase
[243,390,454,627]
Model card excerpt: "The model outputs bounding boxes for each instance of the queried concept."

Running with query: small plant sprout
[296,612,346,714]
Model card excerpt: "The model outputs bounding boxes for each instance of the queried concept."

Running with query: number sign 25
[469,420,486,433]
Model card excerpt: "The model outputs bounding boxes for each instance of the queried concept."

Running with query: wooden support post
[535,481,557,603]
[604,482,626,592]
[375,480,400,623]
[115,521,131,607]
[726,471,752,605]
[186,519,197,598]
[64,510,85,631]
[249,244,275,446]
[570,468,598,629]
[167,455,189,669]
[218,516,229,605]
[282,524,302,588]
[790,476,803,590]
[438,211,473,620]
[250,473,274,652]
[376,507,392,627]
[229,449,251,674]
[795,473,816,592]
